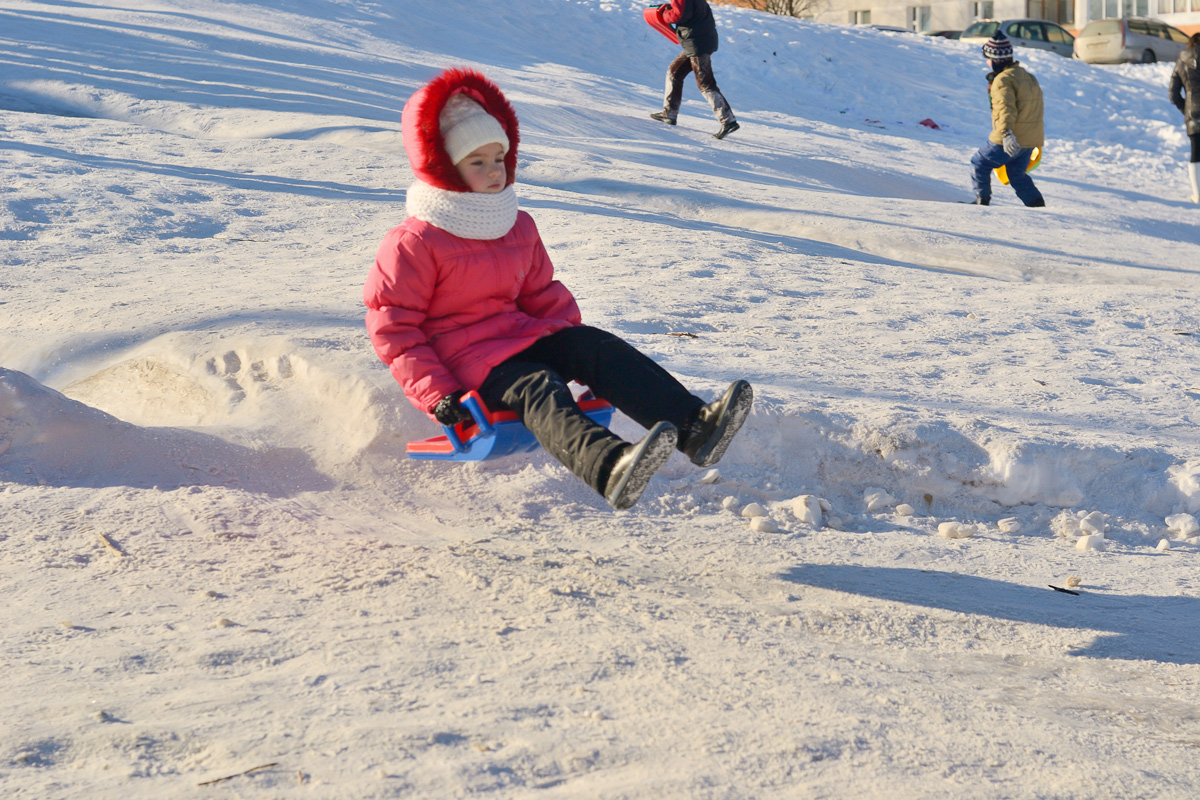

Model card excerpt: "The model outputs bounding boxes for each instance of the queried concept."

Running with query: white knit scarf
[405,180,518,240]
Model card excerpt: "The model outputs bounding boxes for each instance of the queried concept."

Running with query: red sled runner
[643,5,680,45]
[406,389,615,462]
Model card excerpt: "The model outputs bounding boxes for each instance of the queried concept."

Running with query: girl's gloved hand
[434,393,472,426]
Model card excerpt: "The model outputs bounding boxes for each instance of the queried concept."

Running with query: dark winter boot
[968,196,990,205]
[680,380,753,468]
[604,422,678,510]
[650,111,676,126]
[1026,198,1045,207]
[712,120,740,140]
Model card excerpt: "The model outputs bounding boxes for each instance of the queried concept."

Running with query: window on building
[973,1,995,19]
[907,5,931,31]
[1117,0,1150,15]
[1029,0,1073,24]
[851,10,871,24]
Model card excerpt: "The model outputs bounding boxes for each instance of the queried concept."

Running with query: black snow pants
[476,326,705,494]
[662,52,735,125]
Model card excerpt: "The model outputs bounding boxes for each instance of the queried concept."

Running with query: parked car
[865,25,920,35]
[923,30,962,40]
[1073,17,1190,64]
[960,19,1075,58]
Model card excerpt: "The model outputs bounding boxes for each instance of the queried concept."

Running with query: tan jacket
[988,63,1044,148]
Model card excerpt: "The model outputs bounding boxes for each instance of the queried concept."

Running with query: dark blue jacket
[1170,45,1200,136]
[661,0,719,57]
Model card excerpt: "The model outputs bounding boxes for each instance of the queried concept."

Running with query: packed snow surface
[3,1,1200,797]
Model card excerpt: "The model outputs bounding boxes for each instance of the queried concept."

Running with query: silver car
[960,19,1076,58]
[1073,17,1190,64]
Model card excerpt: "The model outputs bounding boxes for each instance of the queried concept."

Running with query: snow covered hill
[3,1,1200,797]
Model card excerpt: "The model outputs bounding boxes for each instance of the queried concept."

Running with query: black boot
[650,111,676,126]
[1026,198,1045,207]
[680,380,753,467]
[713,120,740,140]
[604,422,678,510]
[967,196,990,205]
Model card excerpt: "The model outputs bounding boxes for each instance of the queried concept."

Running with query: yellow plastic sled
[995,146,1042,185]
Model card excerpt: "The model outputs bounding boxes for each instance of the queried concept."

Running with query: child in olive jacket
[968,31,1045,207]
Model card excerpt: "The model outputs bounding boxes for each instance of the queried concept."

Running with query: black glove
[433,393,472,426]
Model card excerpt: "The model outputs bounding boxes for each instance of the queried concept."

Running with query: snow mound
[0,367,330,494]
[49,334,428,474]
[7,348,1197,542]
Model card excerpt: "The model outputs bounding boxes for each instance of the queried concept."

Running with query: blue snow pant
[477,326,705,495]
[970,141,1044,207]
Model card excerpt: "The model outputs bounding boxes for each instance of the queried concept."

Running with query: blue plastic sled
[406,389,614,462]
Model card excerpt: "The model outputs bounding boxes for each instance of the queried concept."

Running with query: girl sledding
[363,68,752,510]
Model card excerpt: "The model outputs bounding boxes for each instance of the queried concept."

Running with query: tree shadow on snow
[1,141,405,204]
[0,4,426,124]
[526,175,1199,282]
[781,564,1200,665]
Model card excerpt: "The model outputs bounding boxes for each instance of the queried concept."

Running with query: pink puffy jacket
[363,69,581,417]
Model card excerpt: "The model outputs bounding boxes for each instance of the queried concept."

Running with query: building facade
[717,0,1200,34]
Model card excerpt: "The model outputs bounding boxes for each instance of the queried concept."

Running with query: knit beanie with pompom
[439,95,510,165]
[982,31,1013,63]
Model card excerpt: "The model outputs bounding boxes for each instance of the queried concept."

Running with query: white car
[960,19,1076,58]
[1073,17,1190,64]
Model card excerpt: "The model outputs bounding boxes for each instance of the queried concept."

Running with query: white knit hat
[439,94,509,165]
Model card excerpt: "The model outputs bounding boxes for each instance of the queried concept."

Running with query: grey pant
[662,52,735,124]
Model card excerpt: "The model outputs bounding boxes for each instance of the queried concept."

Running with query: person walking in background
[967,31,1045,207]
[1169,32,1200,204]
[648,0,739,140]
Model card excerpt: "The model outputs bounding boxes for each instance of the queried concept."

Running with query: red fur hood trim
[401,68,520,192]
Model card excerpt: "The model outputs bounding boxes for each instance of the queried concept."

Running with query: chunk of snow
[699,469,720,485]
[1164,513,1199,538]
[894,503,915,517]
[741,502,767,518]
[1156,538,1171,552]
[1169,459,1200,512]
[936,522,976,539]
[1076,534,1106,551]
[750,516,781,533]
[1052,509,1105,539]
[997,517,1022,534]
[864,488,896,512]
[1065,576,1082,588]
[1078,511,1107,535]
[721,496,740,512]
[791,495,823,526]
